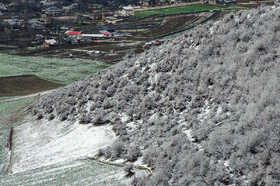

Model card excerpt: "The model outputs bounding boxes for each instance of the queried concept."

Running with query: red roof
[102,32,111,35]
[65,31,82,35]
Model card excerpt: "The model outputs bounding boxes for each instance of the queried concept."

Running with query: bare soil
[0,75,63,97]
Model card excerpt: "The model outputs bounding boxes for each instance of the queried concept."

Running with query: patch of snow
[224,160,229,168]
[148,90,156,97]
[149,62,157,71]
[197,100,211,122]
[148,113,158,121]
[134,60,140,68]
[85,101,92,112]
[133,157,143,167]
[120,113,130,123]
[216,106,223,116]
[113,159,125,164]
[126,122,137,132]
[148,73,159,85]
[197,106,211,121]
[10,118,117,174]
[181,127,202,151]
[182,129,196,142]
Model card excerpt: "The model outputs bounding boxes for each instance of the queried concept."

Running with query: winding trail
[2,89,57,103]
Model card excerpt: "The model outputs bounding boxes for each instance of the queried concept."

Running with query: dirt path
[3,127,13,175]
[2,89,57,103]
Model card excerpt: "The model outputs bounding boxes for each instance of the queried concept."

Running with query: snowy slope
[10,118,116,174]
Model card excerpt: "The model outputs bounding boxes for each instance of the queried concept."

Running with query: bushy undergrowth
[31,5,280,185]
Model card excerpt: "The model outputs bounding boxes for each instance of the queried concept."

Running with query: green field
[0,53,111,84]
[135,4,224,18]
[0,97,38,127]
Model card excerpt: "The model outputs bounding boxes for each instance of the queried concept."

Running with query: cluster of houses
[2,18,24,31]
[0,0,80,18]
[2,17,52,31]
[0,0,206,48]
[43,30,120,47]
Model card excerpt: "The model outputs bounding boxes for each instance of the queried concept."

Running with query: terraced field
[139,12,212,38]
[134,4,223,18]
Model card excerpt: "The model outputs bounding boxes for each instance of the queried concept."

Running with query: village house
[40,0,60,7]
[2,19,24,29]
[3,19,19,25]
[0,5,7,11]
[87,50,103,56]
[65,36,78,44]
[140,0,150,6]
[42,6,62,16]
[79,34,105,40]
[28,19,45,30]
[119,5,135,17]
[65,30,82,35]
[43,39,57,47]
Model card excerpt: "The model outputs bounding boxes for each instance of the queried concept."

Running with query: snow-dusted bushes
[30,5,280,185]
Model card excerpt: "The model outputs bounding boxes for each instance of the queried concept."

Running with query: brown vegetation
[0,75,62,97]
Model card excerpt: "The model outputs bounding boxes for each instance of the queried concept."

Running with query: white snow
[133,156,143,166]
[120,113,130,123]
[183,129,195,142]
[197,106,210,121]
[224,160,230,168]
[126,121,137,131]
[216,106,223,116]
[113,159,125,164]
[197,100,211,122]
[10,118,117,174]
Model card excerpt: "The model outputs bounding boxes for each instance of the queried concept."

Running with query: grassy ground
[135,4,224,18]
[0,97,38,129]
[0,159,129,185]
[0,53,111,85]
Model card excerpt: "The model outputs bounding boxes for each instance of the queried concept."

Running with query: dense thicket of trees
[31,5,280,185]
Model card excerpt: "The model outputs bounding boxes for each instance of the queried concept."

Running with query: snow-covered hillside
[21,5,280,185]
[10,118,116,174]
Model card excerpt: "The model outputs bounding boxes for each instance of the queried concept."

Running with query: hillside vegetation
[31,5,280,185]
